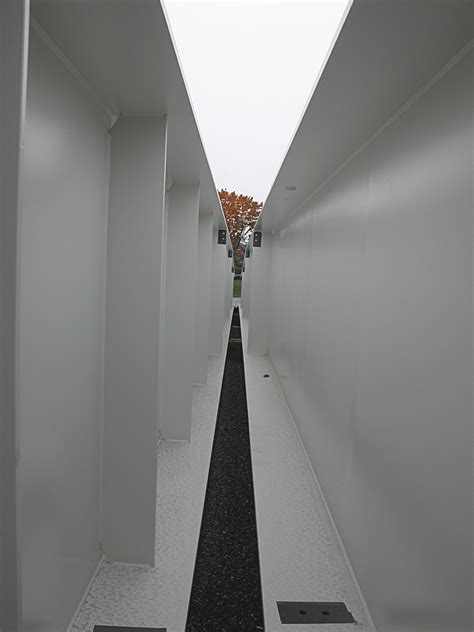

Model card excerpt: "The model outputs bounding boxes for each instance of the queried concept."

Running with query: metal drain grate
[277,601,356,624]
[93,627,166,631]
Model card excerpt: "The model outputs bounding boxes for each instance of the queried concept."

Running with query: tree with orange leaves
[218,189,263,254]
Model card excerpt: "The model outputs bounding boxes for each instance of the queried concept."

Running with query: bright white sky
[164,0,350,203]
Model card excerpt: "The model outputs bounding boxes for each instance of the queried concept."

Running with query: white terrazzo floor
[70,323,230,632]
[71,311,375,632]
[240,315,375,632]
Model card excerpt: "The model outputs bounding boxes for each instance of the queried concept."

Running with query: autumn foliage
[219,189,263,254]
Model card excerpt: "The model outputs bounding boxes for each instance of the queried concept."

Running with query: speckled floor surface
[186,309,264,631]
[71,309,375,632]
[240,314,375,632]
[71,321,231,632]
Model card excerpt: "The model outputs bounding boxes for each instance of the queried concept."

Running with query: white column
[0,2,29,629]
[102,115,167,565]
[208,229,228,355]
[248,232,273,354]
[160,183,200,440]
[193,212,213,385]
[241,254,252,319]
[225,246,233,314]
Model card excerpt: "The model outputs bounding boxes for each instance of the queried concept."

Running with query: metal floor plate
[277,601,356,624]
[93,627,166,632]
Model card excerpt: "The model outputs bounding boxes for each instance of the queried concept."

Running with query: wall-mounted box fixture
[253,231,262,247]
[245,249,250,258]
[218,229,227,244]
[228,249,233,258]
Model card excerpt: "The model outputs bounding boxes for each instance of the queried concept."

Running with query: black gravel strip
[186,309,264,632]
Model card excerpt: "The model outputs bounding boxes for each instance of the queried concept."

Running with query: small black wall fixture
[253,231,262,247]
[218,229,227,244]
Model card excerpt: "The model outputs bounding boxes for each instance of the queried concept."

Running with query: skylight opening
[163,0,351,204]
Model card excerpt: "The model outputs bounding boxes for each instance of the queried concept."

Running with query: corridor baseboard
[266,351,377,632]
[66,555,105,632]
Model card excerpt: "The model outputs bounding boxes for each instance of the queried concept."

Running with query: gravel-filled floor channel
[185,308,264,632]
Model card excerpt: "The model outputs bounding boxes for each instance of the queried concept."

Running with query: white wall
[102,115,167,565]
[225,246,234,313]
[268,51,472,632]
[193,212,213,385]
[0,2,29,630]
[208,229,229,355]
[247,234,272,354]
[17,30,110,631]
[241,255,251,319]
[161,183,199,440]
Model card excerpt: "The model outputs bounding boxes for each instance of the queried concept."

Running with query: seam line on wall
[12,2,31,627]
[283,38,474,227]
[98,131,112,564]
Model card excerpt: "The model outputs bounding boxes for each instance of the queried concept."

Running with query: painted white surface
[0,2,29,630]
[161,184,200,440]
[18,30,110,631]
[102,115,167,565]
[241,257,252,320]
[208,230,229,355]
[264,0,473,231]
[193,213,213,385]
[241,317,374,632]
[225,249,234,322]
[70,331,230,632]
[247,234,273,355]
[267,51,473,632]
[31,0,222,219]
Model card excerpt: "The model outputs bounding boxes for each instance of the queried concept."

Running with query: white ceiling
[262,0,473,232]
[31,0,224,223]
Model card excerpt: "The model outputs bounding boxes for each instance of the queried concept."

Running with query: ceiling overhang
[30,0,224,223]
[262,0,473,232]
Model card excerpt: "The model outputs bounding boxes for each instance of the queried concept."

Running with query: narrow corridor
[2,3,471,631]
[69,308,373,632]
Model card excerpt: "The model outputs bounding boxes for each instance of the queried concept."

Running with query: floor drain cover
[277,601,356,624]
[93,627,166,631]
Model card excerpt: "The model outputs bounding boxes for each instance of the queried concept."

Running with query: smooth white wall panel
[102,115,167,565]
[208,231,228,355]
[18,31,110,631]
[268,52,472,632]
[0,2,29,629]
[193,213,213,385]
[226,248,233,316]
[248,234,273,354]
[161,184,199,440]
[241,256,251,319]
